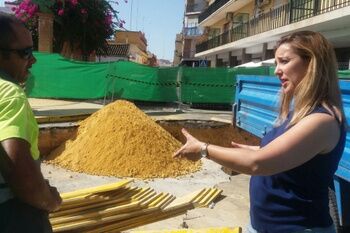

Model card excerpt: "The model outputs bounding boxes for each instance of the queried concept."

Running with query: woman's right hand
[173,128,204,161]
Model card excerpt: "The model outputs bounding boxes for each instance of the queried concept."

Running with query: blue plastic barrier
[234,75,350,227]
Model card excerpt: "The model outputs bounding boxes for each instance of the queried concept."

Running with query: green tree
[13,0,126,61]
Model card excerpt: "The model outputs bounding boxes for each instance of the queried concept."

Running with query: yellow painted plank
[131,227,242,233]
[51,197,133,218]
[197,188,219,207]
[136,189,156,202]
[51,185,224,233]
[50,201,141,226]
[163,189,206,211]
[53,206,160,232]
[84,206,190,233]
[51,185,144,219]
[62,186,139,205]
[60,179,132,200]
[132,187,152,200]
[138,190,158,206]
[140,192,163,207]
[36,114,90,124]
[201,189,223,207]
[116,208,188,232]
[191,188,210,204]
[159,195,176,210]
[154,193,175,208]
[60,195,120,211]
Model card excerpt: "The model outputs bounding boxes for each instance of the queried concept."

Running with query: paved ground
[30,98,251,232]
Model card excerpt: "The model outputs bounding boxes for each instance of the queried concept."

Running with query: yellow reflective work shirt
[0,77,39,160]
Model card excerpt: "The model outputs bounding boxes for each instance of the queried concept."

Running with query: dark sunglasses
[0,47,34,59]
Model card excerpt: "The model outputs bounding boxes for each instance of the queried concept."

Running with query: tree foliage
[13,0,126,60]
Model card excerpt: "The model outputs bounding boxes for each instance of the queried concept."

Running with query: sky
[112,0,184,61]
[0,0,185,61]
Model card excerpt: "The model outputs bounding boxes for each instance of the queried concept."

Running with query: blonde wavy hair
[275,31,344,126]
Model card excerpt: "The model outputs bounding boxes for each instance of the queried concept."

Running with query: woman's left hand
[173,128,204,161]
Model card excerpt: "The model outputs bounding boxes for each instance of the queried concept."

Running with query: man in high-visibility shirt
[0,13,62,232]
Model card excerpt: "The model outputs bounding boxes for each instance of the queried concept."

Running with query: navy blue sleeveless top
[250,106,346,233]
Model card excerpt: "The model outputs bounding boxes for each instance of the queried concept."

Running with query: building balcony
[186,3,203,13]
[196,0,350,53]
[183,26,204,37]
[198,0,230,23]
[198,0,253,27]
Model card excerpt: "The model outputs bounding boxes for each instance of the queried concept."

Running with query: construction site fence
[26,52,350,104]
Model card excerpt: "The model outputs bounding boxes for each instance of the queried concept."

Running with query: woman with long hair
[174,31,346,233]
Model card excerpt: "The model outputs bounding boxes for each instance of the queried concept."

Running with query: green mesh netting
[180,67,234,104]
[27,52,348,104]
[339,70,350,79]
[106,61,178,102]
[26,52,110,99]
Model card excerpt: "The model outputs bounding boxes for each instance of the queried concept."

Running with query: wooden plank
[163,189,206,211]
[197,188,219,207]
[56,186,136,212]
[131,227,242,233]
[60,180,133,199]
[201,189,223,207]
[84,206,190,233]
[53,206,160,232]
[50,201,141,226]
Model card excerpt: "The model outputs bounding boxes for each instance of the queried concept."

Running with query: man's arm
[0,138,62,212]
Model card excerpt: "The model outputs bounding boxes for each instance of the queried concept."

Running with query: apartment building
[196,0,350,68]
[114,30,149,65]
[174,0,208,66]
[173,33,183,65]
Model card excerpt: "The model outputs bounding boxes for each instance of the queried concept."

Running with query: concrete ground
[30,98,251,232]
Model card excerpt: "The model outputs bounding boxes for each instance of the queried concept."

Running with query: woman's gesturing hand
[173,128,204,161]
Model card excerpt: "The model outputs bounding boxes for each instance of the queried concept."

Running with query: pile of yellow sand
[47,100,201,178]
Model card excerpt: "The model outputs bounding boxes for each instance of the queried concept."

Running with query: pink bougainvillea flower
[28,4,38,15]
[70,0,78,6]
[58,9,64,16]
[81,8,88,14]
[14,0,123,61]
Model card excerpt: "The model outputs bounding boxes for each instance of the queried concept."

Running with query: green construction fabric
[181,67,235,104]
[233,66,271,76]
[107,61,178,102]
[26,52,110,99]
[29,52,350,104]
[338,70,350,79]
[180,66,271,104]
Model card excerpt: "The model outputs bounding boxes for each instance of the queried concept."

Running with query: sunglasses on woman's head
[0,47,34,60]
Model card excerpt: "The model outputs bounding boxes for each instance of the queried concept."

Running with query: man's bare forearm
[0,139,61,212]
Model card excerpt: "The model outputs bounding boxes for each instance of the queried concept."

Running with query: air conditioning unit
[226,12,234,21]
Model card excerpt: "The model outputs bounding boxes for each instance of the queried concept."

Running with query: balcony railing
[183,26,204,37]
[198,0,230,23]
[338,62,349,70]
[197,0,350,53]
[186,3,205,13]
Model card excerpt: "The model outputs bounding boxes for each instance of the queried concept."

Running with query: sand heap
[47,100,201,178]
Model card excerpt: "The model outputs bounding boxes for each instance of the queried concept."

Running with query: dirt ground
[41,161,251,232]
[32,98,259,232]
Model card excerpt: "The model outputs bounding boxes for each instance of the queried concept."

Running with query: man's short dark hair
[0,13,25,52]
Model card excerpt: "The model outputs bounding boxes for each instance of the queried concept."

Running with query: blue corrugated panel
[235,75,350,182]
[235,75,280,138]
[339,80,350,180]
